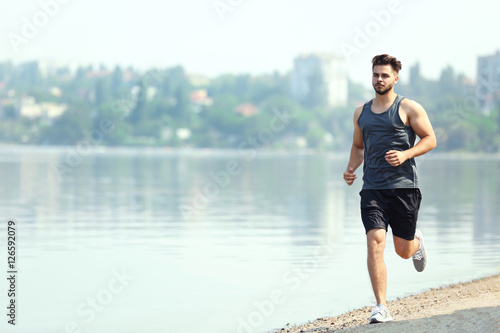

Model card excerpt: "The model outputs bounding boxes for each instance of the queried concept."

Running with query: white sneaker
[412,229,427,272]
[369,304,393,323]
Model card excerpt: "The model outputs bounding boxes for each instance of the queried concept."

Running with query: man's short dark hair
[372,54,402,73]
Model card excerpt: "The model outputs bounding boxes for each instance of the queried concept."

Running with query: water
[0,147,499,333]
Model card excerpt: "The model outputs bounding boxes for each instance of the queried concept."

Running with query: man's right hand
[343,167,357,186]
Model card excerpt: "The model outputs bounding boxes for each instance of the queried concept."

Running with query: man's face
[372,65,399,95]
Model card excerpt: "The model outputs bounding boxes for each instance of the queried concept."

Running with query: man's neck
[373,91,397,107]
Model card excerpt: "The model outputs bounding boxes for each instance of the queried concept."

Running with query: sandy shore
[273,274,500,333]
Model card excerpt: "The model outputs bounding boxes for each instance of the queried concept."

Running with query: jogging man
[343,54,437,323]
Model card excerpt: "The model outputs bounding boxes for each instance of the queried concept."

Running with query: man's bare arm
[386,99,436,166]
[344,106,364,186]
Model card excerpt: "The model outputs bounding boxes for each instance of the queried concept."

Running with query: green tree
[205,94,247,144]
[111,66,124,98]
[127,83,146,125]
[2,105,17,119]
[40,102,92,145]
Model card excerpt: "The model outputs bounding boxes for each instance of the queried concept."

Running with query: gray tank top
[358,95,418,189]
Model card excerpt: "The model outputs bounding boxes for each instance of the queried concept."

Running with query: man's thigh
[360,189,390,234]
[387,189,422,240]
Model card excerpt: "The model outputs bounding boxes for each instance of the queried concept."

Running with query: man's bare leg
[393,235,420,259]
[367,228,387,305]
[393,230,427,272]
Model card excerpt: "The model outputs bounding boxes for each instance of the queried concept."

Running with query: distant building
[477,50,500,114]
[187,73,210,87]
[85,69,111,79]
[190,89,213,113]
[176,128,192,140]
[38,60,80,79]
[190,89,213,105]
[20,96,67,119]
[50,86,63,97]
[122,68,136,82]
[1,98,15,106]
[291,53,348,108]
[235,103,258,117]
[130,86,157,101]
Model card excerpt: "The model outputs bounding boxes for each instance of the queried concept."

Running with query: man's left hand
[385,150,408,167]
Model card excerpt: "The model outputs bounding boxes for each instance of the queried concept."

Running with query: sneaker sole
[369,316,393,324]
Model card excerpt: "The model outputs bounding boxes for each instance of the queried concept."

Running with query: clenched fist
[385,150,408,167]
[343,167,357,186]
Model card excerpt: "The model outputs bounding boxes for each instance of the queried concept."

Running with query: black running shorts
[359,189,422,240]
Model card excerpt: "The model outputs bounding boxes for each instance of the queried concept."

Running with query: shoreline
[273,273,500,333]
[0,144,499,159]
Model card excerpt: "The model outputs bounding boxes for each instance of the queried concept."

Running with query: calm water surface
[0,147,499,333]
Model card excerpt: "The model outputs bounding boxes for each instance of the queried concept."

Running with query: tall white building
[291,53,348,108]
[477,51,500,114]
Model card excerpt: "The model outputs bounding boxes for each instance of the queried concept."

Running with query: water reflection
[0,148,498,333]
[419,158,500,244]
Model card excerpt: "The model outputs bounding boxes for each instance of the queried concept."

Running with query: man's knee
[393,235,416,259]
[367,228,386,240]
[395,246,413,259]
[367,228,386,255]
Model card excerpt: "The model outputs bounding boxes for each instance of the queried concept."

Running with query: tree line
[0,60,498,152]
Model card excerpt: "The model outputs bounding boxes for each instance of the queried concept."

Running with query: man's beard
[373,84,393,95]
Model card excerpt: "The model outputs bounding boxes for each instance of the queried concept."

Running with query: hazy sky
[1,0,499,86]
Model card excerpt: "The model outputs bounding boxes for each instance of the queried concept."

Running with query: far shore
[0,143,499,159]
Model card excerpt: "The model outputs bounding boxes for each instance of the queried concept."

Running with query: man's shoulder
[355,99,372,114]
[400,98,423,109]
[354,103,366,121]
[399,98,425,117]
